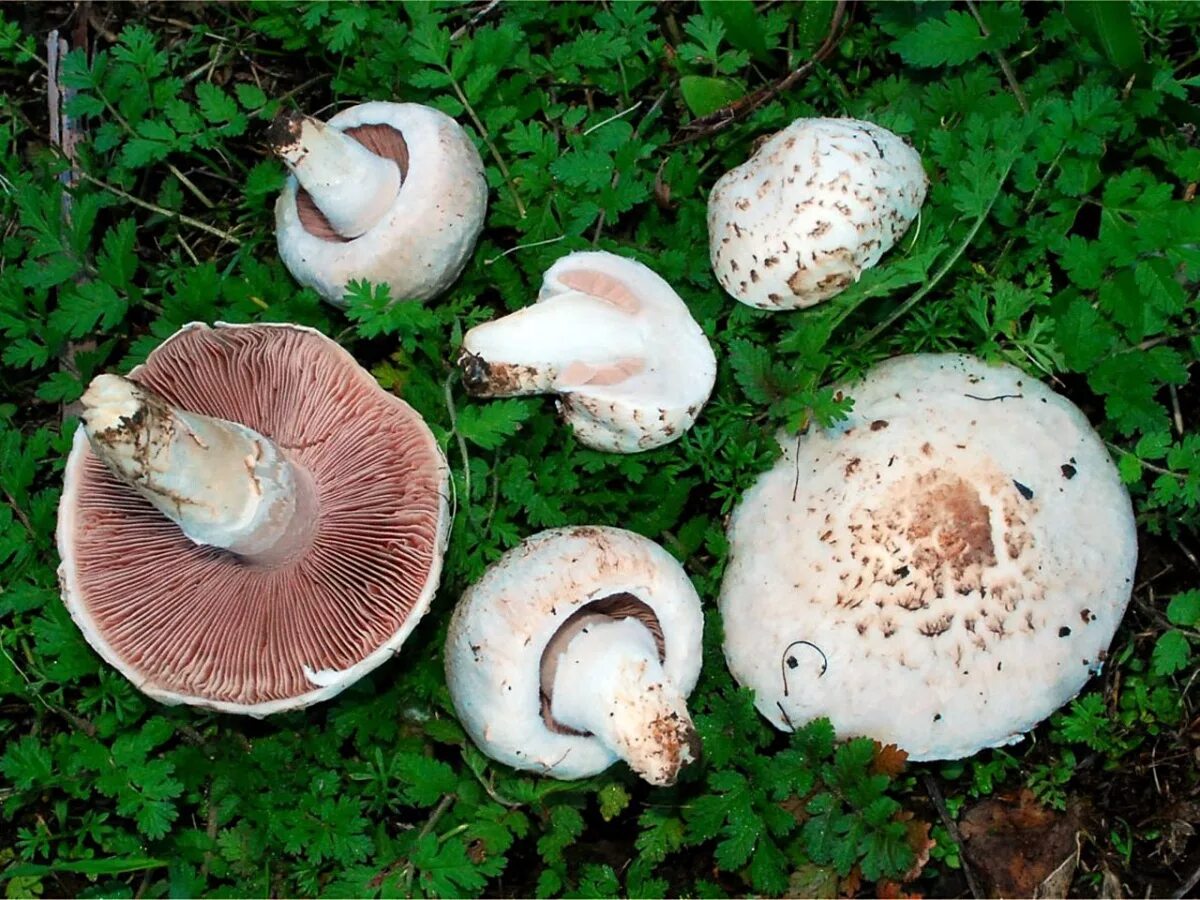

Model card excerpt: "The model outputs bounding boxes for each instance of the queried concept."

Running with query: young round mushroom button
[271,101,488,306]
[57,322,450,716]
[719,353,1137,760]
[708,117,928,310]
[457,251,717,453]
[445,526,704,785]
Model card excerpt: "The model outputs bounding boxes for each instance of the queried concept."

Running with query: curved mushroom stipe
[58,322,451,716]
[719,354,1137,760]
[269,110,403,239]
[457,251,717,453]
[445,526,704,784]
[80,374,319,566]
[708,117,928,310]
[274,101,488,306]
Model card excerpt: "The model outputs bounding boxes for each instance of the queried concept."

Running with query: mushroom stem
[459,292,646,397]
[269,110,401,239]
[549,615,699,786]
[80,374,318,566]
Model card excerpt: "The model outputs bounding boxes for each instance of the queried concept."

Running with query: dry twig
[673,1,848,144]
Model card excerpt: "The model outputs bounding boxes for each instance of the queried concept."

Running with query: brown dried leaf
[959,789,1081,898]
[872,742,910,778]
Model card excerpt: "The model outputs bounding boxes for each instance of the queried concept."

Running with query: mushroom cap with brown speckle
[708,117,927,310]
[719,354,1137,760]
[57,322,451,716]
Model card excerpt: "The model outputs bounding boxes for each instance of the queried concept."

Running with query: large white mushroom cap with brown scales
[708,117,927,311]
[719,354,1137,760]
[457,251,716,453]
[57,322,450,716]
[272,101,487,306]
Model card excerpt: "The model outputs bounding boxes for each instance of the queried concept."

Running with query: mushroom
[719,353,1137,760]
[57,322,450,715]
[457,251,716,452]
[445,526,704,785]
[270,101,488,306]
[708,117,927,310]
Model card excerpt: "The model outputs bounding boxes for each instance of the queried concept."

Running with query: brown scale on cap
[63,326,445,708]
[834,464,1042,650]
[292,123,410,243]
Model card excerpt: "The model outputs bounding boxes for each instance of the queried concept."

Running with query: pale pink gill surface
[66,325,444,706]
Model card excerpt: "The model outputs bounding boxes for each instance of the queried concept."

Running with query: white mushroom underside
[275,102,487,305]
[720,355,1137,760]
[445,526,704,780]
[460,252,716,452]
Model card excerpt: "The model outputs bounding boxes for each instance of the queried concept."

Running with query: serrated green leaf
[597,783,630,822]
[1152,630,1191,676]
[699,0,768,59]
[1167,591,1200,628]
[457,399,536,450]
[679,75,743,118]
[1064,1,1145,72]
[234,82,268,110]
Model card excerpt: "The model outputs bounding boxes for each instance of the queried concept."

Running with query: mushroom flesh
[58,322,450,715]
[457,251,716,452]
[719,354,1137,760]
[271,101,488,306]
[708,117,927,310]
[445,526,704,785]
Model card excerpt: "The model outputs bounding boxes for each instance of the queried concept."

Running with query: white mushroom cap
[708,117,927,310]
[445,526,704,784]
[273,101,488,306]
[719,354,1137,760]
[458,251,717,452]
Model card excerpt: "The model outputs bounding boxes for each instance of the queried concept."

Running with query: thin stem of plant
[451,0,504,41]
[443,372,473,514]
[78,171,243,245]
[402,793,457,892]
[965,0,1029,114]
[2,487,33,534]
[994,145,1065,269]
[96,93,217,209]
[674,0,847,143]
[850,157,1015,349]
[593,90,668,243]
[1106,441,1186,481]
[443,66,526,218]
[923,774,985,900]
[484,234,566,265]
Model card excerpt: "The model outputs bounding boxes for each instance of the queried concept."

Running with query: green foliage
[2,1,1198,897]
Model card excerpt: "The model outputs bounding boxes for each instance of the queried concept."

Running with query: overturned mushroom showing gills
[272,101,487,306]
[445,526,704,785]
[457,251,716,452]
[58,323,450,715]
[708,117,927,310]
[719,354,1137,760]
